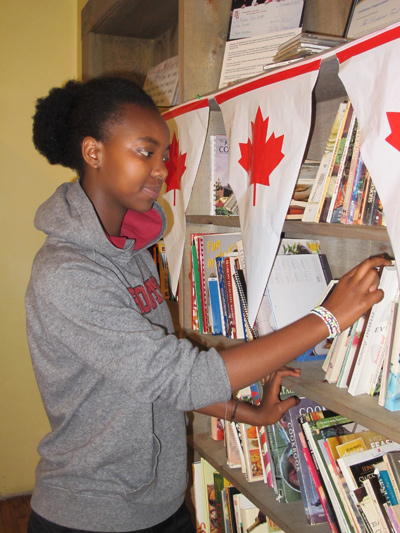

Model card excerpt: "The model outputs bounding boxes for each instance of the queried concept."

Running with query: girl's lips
[142,187,161,199]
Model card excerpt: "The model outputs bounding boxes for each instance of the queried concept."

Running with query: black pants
[27,502,196,533]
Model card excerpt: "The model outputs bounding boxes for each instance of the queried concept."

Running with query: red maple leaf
[238,106,284,205]
[165,132,187,206]
[385,111,400,152]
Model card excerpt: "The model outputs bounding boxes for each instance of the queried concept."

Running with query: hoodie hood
[34,180,166,258]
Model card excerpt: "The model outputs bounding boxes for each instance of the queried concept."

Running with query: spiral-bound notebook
[210,134,238,216]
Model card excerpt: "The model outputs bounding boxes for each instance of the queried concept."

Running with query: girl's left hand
[256,366,301,426]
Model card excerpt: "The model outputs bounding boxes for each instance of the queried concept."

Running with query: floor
[0,495,31,533]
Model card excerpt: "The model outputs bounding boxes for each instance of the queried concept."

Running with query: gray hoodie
[25,181,231,531]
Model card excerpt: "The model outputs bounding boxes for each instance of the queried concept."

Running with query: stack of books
[197,394,400,531]
[322,263,400,410]
[273,33,349,63]
[190,233,329,344]
[302,99,385,226]
[193,457,284,533]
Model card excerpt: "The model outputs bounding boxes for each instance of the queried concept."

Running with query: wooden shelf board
[282,360,400,444]
[82,0,178,39]
[183,331,400,442]
[187,433,330,533]
[186,215,390,242]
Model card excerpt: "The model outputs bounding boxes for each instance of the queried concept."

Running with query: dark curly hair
[32,77,159,177]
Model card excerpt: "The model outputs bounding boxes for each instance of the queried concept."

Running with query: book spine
[215,257,230,338]
[233,270,257,340]
[328,110,357,223]
[302,101,348,223]
[299,427,339,532]
[208,277,224,336]
[223,257,237,339]
[340,124,361,223]
[318,100,352,223]
[191,238,204,333]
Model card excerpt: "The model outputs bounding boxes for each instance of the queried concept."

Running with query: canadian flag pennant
[161,99,210,296]
[336,23,400,283]
[215,60,320,325]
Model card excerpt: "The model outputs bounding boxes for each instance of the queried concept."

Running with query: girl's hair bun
[32,80,83,170]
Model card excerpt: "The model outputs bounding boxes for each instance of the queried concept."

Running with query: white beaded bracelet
[310,306,341,339]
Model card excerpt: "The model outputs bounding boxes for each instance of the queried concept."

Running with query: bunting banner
[161,99,210,296]
[336,23,400,283]
[215,60,320,326]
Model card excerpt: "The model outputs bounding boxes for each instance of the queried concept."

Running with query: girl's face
[82,103,170,235]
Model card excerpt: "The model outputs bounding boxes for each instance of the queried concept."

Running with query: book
[225,420,243,470]
[319,102,354,224]
[383,453,400,505]
[273,32,349,62]
[369,300,398,397]
[232,268,257,340]
[211,416,225,441]
[375,462,399,506]
[201,458,219,533]
[338,442,400,494]
[210,135,237,217]
[193,461,208,533]
[302,101,349,223]
[266,391,302,504]
[224,255,239,339]
[384,299,400,411]
[208,276,224,336]
[324,326,352,384]
[340,125,361,224]
[362,475,392,533]
[239,494,283,533]
[348,265,399,397]
[348,159,368,225]
[300,411,367,533]
[286,160,319,220]
[287,398,328,525]
[299,427,340,532]
[264,253,332,331]
[224,485,241,533]
[386,451,400,495]
[192,232,242,335]
[330,115,359,224]
[214,471,231,533]
[337,314,367,389]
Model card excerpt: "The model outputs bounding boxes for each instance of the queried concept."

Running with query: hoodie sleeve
[26,247,232,412]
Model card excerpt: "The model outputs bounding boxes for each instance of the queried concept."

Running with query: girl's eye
[163,156,170,163]
[139,149,152,158]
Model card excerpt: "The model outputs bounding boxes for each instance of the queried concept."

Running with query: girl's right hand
[323,256,392,332]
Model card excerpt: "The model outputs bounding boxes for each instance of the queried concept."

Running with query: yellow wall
[0,0,87,496]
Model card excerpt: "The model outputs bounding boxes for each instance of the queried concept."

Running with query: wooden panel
[83,34,154,84]
[82,0,178,39]
[178,0,231,102]
[302,0,352,37]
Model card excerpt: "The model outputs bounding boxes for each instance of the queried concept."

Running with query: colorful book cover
[201,232,242,335]
[266,392,302,504]
[213,472,231,533]
[287,398,327,525]
[299,411,366,532]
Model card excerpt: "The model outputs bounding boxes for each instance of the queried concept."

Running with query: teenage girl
[26,76,388,533]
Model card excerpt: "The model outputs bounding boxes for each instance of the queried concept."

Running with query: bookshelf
[81,1,398,531]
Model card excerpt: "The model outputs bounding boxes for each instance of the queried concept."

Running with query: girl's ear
[82,137,102,169]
